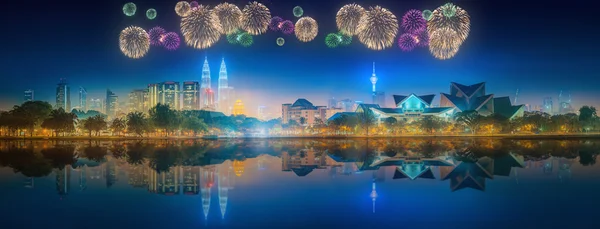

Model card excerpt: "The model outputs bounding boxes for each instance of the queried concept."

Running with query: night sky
[1,0,598,116]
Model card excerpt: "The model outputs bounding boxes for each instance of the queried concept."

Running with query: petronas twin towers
[201,57,234,114]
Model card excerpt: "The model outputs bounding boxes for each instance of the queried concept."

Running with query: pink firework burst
[148,26,166,46]
[398,33,417,52]
[279,20,295,35]
[190,1,199,9]
[401,9,426,34]
[162,32,180,51]
[269,16,284,31]
[412,28,429,47]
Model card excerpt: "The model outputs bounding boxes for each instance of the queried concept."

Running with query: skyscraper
[106,89,118,118]
[160,81,181,110]
[89,98,103,112]
[147,83,160,109]
[328,97,337,108]
[202,88,216,110]
[182,81,200,110]
[200,56,212,109]
[128,89,146,112]
[56,78,71,111]
[79,87,87,111]
[257,105,267,120]
[218,58,232,114]
[543,97,553,115]
[24,89,34,102]
[233,99,245,116]
[370,62,378,104]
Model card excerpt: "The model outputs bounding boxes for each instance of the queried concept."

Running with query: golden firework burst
[357,6,398,50]
[427,3,470,43]
[119,26,150,59]
[429,27,461,60]
[214,3,242,34]
[240,1,271,35]
[295,17,319,42]
[180,5,223,49]
[336,4,365,36]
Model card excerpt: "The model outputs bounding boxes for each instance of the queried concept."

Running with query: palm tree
[110,118,127,136]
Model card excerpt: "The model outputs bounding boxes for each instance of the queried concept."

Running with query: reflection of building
[281,150,335,176]
[105,157,118,188]
[182,166,200,195]
[282,99,342,125]
[371,155,454,180]
[439,157,494,192]
[233,160,245,177]
[218,162,230,219]
[128,164,149,188]
[200,166,216,220]
[55,166,71,197]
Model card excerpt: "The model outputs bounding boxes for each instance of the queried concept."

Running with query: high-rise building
[128,89,146,112]
[89,98,103,112]
[79,87,87,111]
[328,97,337,108]
[543,97,553,115]
[200,57,212,109]
[375,91,386,107]
[106,89,118,118]
[233,99,245,116]
[202,88,216,110]
[370,62,378,104]
[336,99,356,112]
[258,105,267,120]
[182,81,200,110]
[160,81,181,110]
[55,78,71,111]
[24,89,34,102]
[147,84,160,109]
[218,58,232,114]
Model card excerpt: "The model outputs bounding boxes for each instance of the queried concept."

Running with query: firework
[180,5,223,49]
[276,37,285,46]
[337,32,352,46]
[227,31,240,44]
[240,2,271,35]
[357,6,398,50]
[279,20,295,35]
[442,3,457,17]
[148,26,166,46]
[429,27,461,60]
[175,1,191,17]
[269,16,283,31]
[237,32,253,47]
[214,3,242,34]
[325,33,341,48]
[123,2,136,16]
[190,1,199,9]
[428,3,470,43]
[119,26,150,59]
[295,17,318,42]
[162,32,180,51]
[402,9,426,34]
[398,33,417,52]
[412,28,429,47]
[146,8,157,20]
[422,10,433,21]
[293,6,303,17]
[336,4,365,36]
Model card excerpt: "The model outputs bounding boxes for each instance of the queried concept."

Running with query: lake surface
[1,138,599,229]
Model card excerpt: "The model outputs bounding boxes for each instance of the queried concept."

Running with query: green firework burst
[325,33,341,48]
[237,32,253,47]
[276,37,285,46]
[337,32,352,46]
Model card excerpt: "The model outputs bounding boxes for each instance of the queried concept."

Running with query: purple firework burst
[162,32,180,51]
[190,1,199,9]
[401,9,426,34]
[412,28,429,47]
[279,20,295,35]
[148,26,166,46]
[398,33,417,52]
[269,16,284,31]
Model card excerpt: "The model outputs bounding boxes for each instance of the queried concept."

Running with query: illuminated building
[200,56,212,109]
[257,105,267,120]
[371,155,454,180]
[336,99,357,112]
[200,166,216,220]
[105,89,118,118]
[370,62,378,104]
[558,91,574,114]
[147,83,160,109]
[79,87,87,111]
[55,78,71,111]
[543,97,553,115]
[24,89,34,102]
[157,168,179,195]
[202,88,216,110]
[233,160,245,177]
[369,182,377,213]
[160,81,181,110]
[440,82,525,119]
[328,97,337,108]
[89,98,103,112]
[233,99,245,116]
[217,58,233,115]
[128,164,149,188]
[182,166,200,195]
[182,81,200,110]
[369,94,454,123]
[281,99,342,125]
[55,166,71,197]
[217,162,230,219]
[128,89,146,112]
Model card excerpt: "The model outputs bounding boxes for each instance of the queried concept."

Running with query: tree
[110,118,127,136]
[418,116,442,134]
[82,115,107,137]
[455,110,483,134]
[127,112,148,137]
[149,104,178,136]
[299,117,307,126]
[182,116,208,136]
[41,108,77,137]
[12,101,53,136]
[357,108,376,136]
[579,106,597,122]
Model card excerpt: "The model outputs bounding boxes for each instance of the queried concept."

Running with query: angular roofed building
[370,94,455,123]
[440,82,524,119]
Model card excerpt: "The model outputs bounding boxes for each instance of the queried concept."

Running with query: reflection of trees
[0,148,53,177]
[579,151,597,166]
[149,145,181,173]
[41,146,77,169]
[83,145,107,162]
[126,142,152,165]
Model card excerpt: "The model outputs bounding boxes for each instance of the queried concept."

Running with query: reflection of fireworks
[162,32,180,51]
[398,33,417,52]
[180,5,223,49]
[175,1,191,17]
[123,3,136,16]
[412,28,429,47]
[269,16,283,31]
[240,2,271,35]
[336,4,365,36]
[357,6,398,50]
[148,26,166,46]
[276,37,285,46]
[428,3,470,43]
[190,1,199,9]
[429,27,461,60]
[279,20,294,35]
[146,8,157,20]
[237,32,253,47]
[422,10,433,21]
[293,6,303,17]
[337,32,352,46]
[119,26,150,59]
[401,9,426,34]
[295,17,318,42]
[214,3,242,34]
[325,33,341,48]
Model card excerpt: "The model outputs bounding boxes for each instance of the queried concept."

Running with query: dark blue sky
[1,0,598,116]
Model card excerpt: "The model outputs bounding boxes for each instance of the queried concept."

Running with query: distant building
[55,78,71,111]
[202,88,216,111]
[89,98,103,112]
[55,166,71,197]
[233,99,245,116]
[543,97,553,115]
[201,57,212,109]
[282,98,342,125]
[183,81,200,110]
[128,89,146,113]
[257,105,267,120]
[79,87,87,111]
[24,89,34,102]
[328,97,337,108]
[336,99,357,112]
[147,84,160,109]
[160,81,180,110]
[106,89,118,118]
[375,91,386,107]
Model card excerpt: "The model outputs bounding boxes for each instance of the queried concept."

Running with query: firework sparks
[428,3,470,43]
[325,33,341,48]
[336,4,365,36]
[119,26,150,59]
[148,26,166,46]
[269,16,284,31]
[398,33,417,52]
[442,3,457,17]
[401,9,426,34]
[293,6,303,17]
[175,1,191,17]
[295,17,318,42]
[146,8,157,20]
[240,1,271,35]
[337,32,352,46]
[123,3,136,16]
[162,32,181,51]
[214,3,242,35]
[429,27,461,60]
[422,10,433,21]
[279,20,295,35]
[237,32,253,47]
[357,6,398,50]
[227,30,241,44]
[180,5,223,49]
[190,1,199,9]
[412,28,429,47]
[276,37,285,46]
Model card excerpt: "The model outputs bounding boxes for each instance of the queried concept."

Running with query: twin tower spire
[201,56,232,114]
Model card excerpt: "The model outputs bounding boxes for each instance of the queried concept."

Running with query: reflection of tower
[200,166,216,220]
[218,162,230,219]
[24,177,34,188]
[105,157,118,188]
[182,166,200,195]
[147,167,158,193]
[79,165,87,191]
[55,166,71,197]
[281,152,291,171]
[369,182,377,213]
[233,160,245,177]
[258,156,266,171]
[543,157,554,174]
[370,62,377,104]
[558,158,572,183]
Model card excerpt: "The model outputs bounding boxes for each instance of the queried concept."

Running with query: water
[0,138,599,229]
